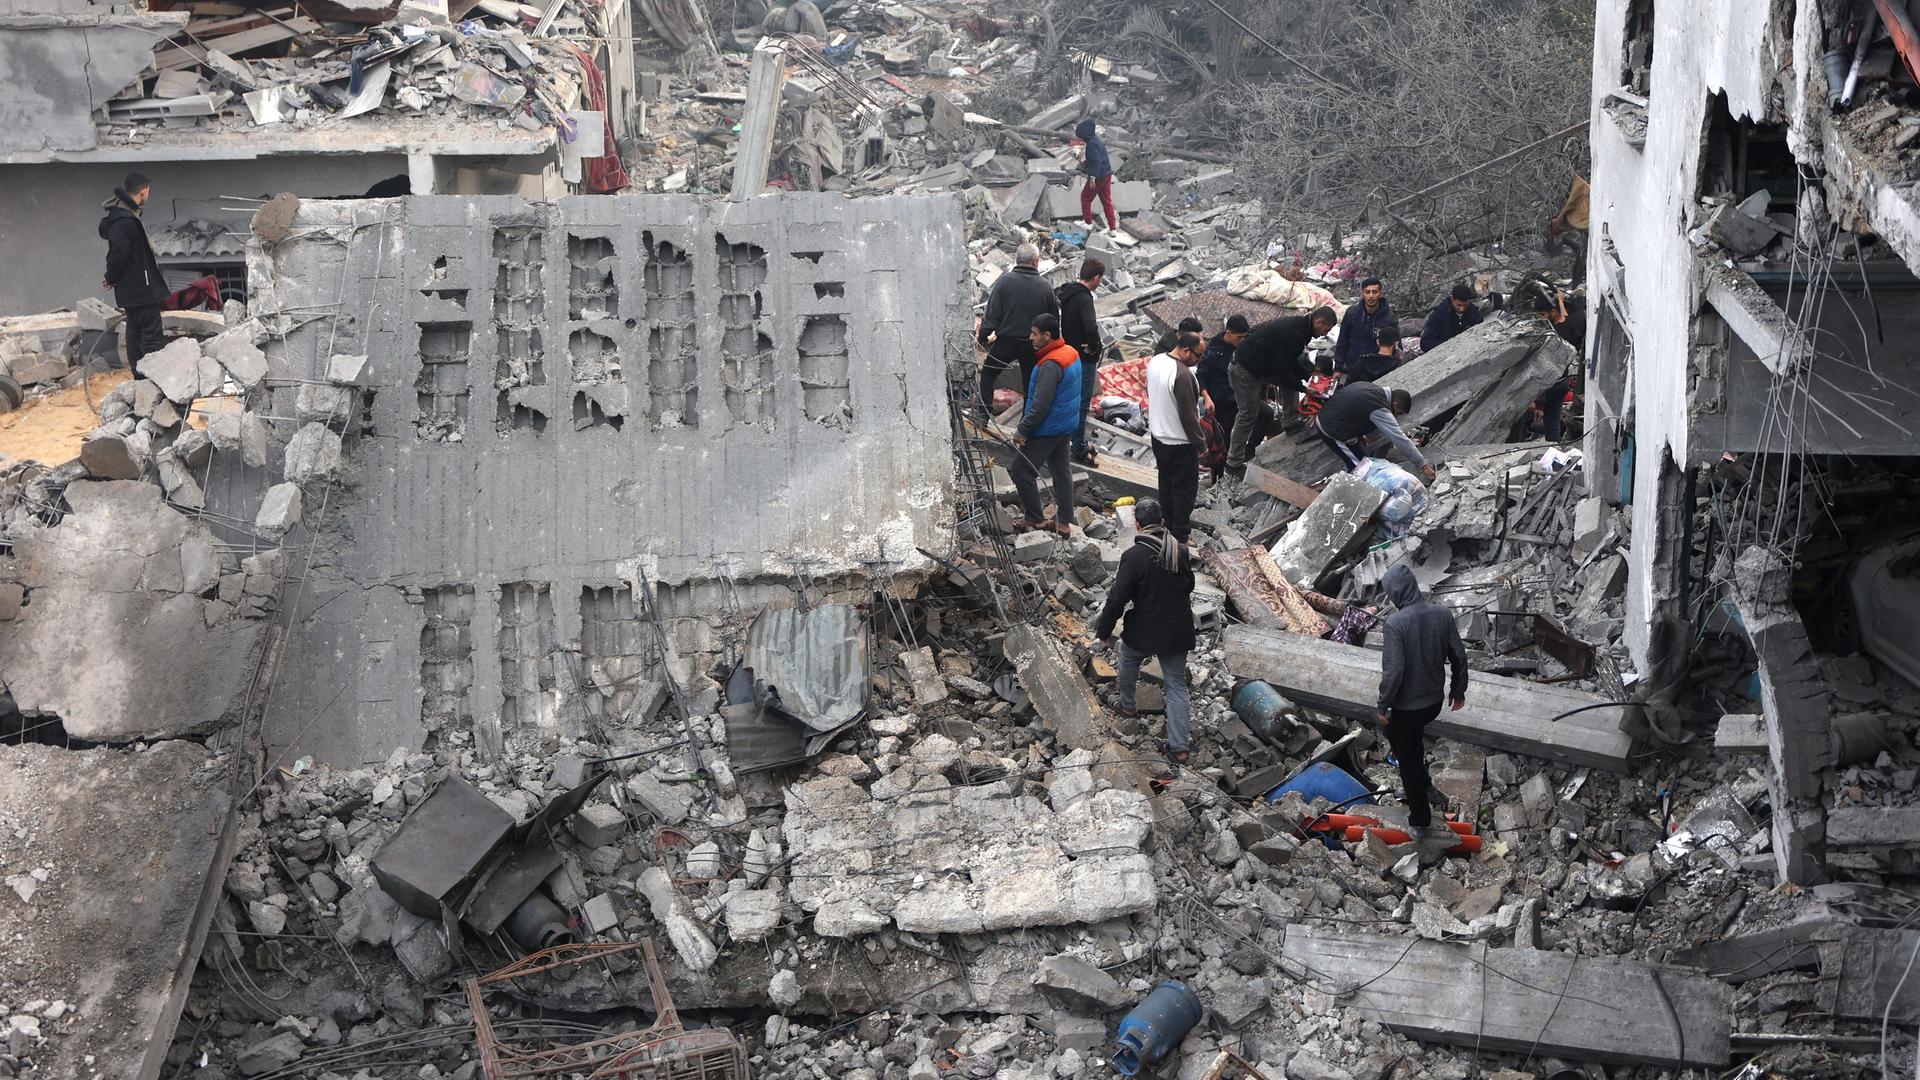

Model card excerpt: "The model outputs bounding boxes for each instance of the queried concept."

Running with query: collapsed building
[0,0,1918,1078]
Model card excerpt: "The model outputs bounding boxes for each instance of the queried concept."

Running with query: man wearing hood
[1376,564,1469,846]
[98,173,170,371]
[1075,118,1117,233]
[1056,256,1104,464]
[1092,498,1196,764]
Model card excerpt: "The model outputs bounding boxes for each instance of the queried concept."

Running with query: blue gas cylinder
[1231,680,1291,742]
[1111,980,1202,1076]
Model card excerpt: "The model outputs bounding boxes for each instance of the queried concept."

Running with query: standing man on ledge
[99,172,169,372]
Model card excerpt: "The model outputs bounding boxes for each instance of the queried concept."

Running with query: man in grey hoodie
[1375,564,1468,844]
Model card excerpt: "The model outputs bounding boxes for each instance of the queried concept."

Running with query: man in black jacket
[98,172,170,371]
[1315,382,1436,482]
[976,242,1059,420]
[1197,313,1249,448]
[1055,256,1104,464]
[1226,307,1337,471]
[1375,564,1468,846]
[1420,284,1483,353]
[1092,498,1197,763]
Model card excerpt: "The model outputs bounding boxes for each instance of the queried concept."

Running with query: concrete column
[407,153,437,195]
[1731,546,1833,884]
[729,44,788,201]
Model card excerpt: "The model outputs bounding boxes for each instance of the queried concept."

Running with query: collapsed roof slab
[0,13,188,157]
[226,193,966,767]
[0,741,234,1080]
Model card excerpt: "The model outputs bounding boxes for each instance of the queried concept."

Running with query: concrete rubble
[0,0,1916,1077]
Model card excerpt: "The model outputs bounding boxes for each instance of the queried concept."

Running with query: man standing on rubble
[1056,256,1105,465]
[1093,497,1196,765]
[977,243,1059,421]
[1009,314,1082,535]
[1420,284,1483,354]
[99,172,170,372]
[1376,563,1468,848]
[1146,331,1205,540]
[1315,382,1437,483]
[1333,279,1395,379]
[1076,118,1118,234]
[1198,314,1249,446]
[1224,306,1338,474]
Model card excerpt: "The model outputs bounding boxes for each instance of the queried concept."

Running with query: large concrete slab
[0,480,270,741]
[0,741,234,1080]
[227,194,966,766]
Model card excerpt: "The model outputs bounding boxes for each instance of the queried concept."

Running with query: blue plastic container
[1231,681,1290,742]
[1111,981,1202,1076]
[1263,760,1372,808]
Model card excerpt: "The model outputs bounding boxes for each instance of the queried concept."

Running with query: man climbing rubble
[1225,306,1337,474]
[1314,381,1436,483]
[98,172,170,372]
[1075,117,1118,234]
[976,242,1058,420]
[1055,256,1105,466]
[1008,313,1082,535]
[1375,563,1468,850]
[1092,497,1196,765]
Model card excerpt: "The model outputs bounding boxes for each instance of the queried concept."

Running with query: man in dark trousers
[1420,284,1483,353]
[1055,256,1104,465]
[99,172,170,372]
[1375,564,1468,847]
[1145,331,1204,540]
[1198,313,1249,444]
[1009,314,1083,535]
[1075,118,1117,233]
[1225,306,1337,472]
[1333,278,1394,378]
[976,242,1058,420]
[1315,382,1436,482]
[1092,497,1196,764]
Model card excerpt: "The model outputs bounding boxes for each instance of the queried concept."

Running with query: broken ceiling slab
[0,12,190,155]
[1282,926,1730,1069]
[1222,626,1635,770]
[0,480,270,741]
[0,740,233,1080]
[1817,924,1920,1024]
[1268,471,1382,592]
[783,770,1156,937]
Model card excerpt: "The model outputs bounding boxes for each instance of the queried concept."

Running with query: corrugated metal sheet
[743,604,869,732]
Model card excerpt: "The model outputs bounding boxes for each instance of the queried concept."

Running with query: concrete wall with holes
[1586,0,1783,666]
[234,194,967,767]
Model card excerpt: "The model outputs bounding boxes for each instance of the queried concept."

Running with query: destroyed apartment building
[1,0,1919,1078]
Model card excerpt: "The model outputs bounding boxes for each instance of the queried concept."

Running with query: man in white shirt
[1146,331,1206,541]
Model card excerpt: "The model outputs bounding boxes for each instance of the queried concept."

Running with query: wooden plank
[155,16,321,70]
[1222,625,1634,770]
[1283,927,1729,1069]
[1243,461,1318,509]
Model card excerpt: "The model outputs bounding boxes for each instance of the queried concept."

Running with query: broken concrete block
[203,329,268,389]
[79,430,146,480]
[1034,953,1130,1011]
[251,192,300,244]
[1269,472,1385,590]
[181,531,219,597]
[581,892,619,934]
[75,295,120,332]
[1572,496,1605,556]
[295,382,354,422]
[685,841,725,879]
[569,801,626,848]
[724,887,782,942]
[902,645,950,706]
[8,351,67,386]
[638,866,717,971]
[283,421,342,483]
[1519,773,1556,826]
[141,337,206,404]
[254,482,302,538]
[155,447,206,510]
[1714,713,1767,752]
[1286,1049,1355,1080]
[1012,531,1057,563]
[130,379,164,418]
[239,412,269,468]
[241,549,285,599]
[328,352,371,387]
[626,773,694,824]
[236,1031,305,1076]
[1704,198,1778,256]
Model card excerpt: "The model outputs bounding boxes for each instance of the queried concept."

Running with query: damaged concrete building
[1587,0,1920,884]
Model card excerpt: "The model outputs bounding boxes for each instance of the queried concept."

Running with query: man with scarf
[98,172,170,371]
[1092,498,1197,764]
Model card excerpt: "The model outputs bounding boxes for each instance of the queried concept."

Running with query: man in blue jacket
[1009,314,1083,535]
[1197,313,1249,445]
[1376,564,1469,847]
[1076,118,1117,233]
[1420,284,1483,354]
[98,172,171,371]
[1332,278,1394,378]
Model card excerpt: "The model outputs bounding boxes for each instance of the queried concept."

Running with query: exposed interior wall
[0,155,408,315]
[1587,0,1782,667]
[0,16,179,157]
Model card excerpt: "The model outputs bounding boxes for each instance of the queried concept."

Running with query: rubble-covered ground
[0,0,1916,1078]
